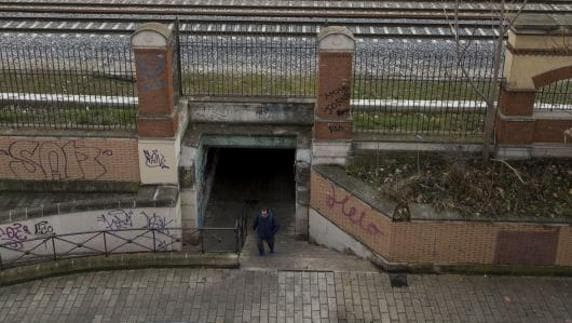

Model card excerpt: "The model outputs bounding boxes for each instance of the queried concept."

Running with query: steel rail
[0,1,567,17]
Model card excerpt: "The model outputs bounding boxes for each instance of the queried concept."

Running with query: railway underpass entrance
[202,147,296,252]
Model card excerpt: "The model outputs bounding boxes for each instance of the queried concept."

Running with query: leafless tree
[442,0,529,160]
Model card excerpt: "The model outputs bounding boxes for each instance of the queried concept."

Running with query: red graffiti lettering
[325,183,383,237]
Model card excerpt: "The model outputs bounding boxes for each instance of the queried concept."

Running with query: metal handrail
[0,226,241,270]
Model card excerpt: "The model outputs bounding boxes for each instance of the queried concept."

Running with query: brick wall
[310,169,572,267]
[0,136,139,183]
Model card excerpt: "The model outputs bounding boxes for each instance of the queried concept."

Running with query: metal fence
[534,79,572,111]
[0,226,245,270]
[179,32,317,98]
[0,44,137,130]
[352,46,500,139]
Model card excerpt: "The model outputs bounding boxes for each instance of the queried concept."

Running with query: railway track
[0,1,568,39]
[0,15,503,39]
[0,0,569,17]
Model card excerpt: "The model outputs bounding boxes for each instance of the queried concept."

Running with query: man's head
[261,208,269,217]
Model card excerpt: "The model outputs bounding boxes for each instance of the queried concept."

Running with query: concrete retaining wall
[0,199,181,265]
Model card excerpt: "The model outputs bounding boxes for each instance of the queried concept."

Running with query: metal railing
[535,79,572,111]
[179,31,317,98]
[352,47,500,139]
[0,226,244,270]
[0,44,137,130]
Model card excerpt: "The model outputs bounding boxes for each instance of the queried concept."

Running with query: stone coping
[314,164,572,225]
[187,96,315,104]
[0,253,239,286]
[512,14,572,35]
[0,185,179,224]
[0,128,136,138]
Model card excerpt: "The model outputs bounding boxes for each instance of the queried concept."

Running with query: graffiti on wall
[320,84,351,117]
[0,140,113,180]
[97,209,134,230]
[143,149,170,169]
[0,223,31,249]
[324,183,383,237]
[97,209,175,251]
[0,220,54,250]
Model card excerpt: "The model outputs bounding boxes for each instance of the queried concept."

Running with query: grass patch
[0,104,136,129]
[0,71,135,96]
[347,153,572,219]
[353,111,485,135]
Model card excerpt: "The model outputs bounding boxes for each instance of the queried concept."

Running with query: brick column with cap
[132,23,186,185]
[312,26,356,165]
[496,14,572,157]
[132,23,179,138]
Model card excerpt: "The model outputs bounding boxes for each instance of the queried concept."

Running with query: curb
[0,253,239,286]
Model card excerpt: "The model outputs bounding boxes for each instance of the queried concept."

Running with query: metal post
[103,231,108,257]
[235,228,240,254]
[0,252,3,271]
[51,235,57,261]
[175,17,183,97]
[201,230,205,254]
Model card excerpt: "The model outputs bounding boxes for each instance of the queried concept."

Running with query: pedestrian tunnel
[199,145,298,252]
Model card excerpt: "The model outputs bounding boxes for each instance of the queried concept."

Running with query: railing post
[235,228,240,254]
[51,235,57,261]
[201,230,205,254]
[103,231,109,257]
[0,252,3,271]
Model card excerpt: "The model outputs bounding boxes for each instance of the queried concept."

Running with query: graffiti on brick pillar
[321,83,351,117]
[0,140,113,180]
[143,149,170,169]
[327,123,346,134]
[325,183,383,237]
[137,54,168,92]
[97,209,134,230]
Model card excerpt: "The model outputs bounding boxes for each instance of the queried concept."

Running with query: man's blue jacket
[252,210,280,240]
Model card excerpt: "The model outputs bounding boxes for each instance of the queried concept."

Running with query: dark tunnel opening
[201,147,296,251]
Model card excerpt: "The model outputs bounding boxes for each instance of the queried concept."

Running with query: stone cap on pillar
[511,14,572,35]
[318,26,355,52]
[131,23,173,48]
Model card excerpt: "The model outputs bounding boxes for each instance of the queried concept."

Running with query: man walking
[252,208,280,256]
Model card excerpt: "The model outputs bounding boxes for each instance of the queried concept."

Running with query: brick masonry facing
[0,136,140,183]
[310,169,572,267]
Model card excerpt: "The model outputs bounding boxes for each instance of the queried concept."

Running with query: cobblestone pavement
[0,268,570,323]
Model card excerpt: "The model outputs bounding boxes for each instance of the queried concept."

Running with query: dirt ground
[347,152,572,218]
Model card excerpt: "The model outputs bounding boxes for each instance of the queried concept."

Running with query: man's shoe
[259,251,265,256]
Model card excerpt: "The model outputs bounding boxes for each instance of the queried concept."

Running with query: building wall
[310,169,572,267]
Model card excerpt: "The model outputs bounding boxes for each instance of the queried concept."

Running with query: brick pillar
[132,23,185,184]
[496,14,572,157]
[312,26,355,165]
[495,85,536,146]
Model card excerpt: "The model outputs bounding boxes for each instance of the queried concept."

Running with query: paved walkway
[0,267,571,323]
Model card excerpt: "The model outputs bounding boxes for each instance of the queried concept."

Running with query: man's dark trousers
[257,237,274,255]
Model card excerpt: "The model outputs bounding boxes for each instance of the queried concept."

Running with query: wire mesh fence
[179,32,317,98]
[352,46,500,138]
[0,44,137,130]
[535,79,572,111]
